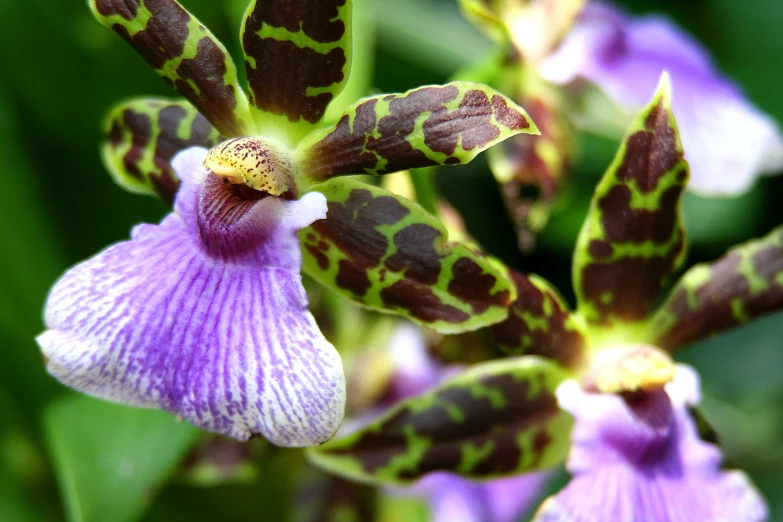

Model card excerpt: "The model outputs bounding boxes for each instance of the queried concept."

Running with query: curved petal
[541,3,783,196]
[38,148,345,446]
[532,366,768,522]
[295,82,538,182]
[90,0,255,137]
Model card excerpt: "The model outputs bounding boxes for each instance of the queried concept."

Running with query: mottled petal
[532,366,768,522]
[299,178,516,334]
[649,224,783,352]
[489,270,587,368]
[102,97,222,202]
[541,3,783,195]
[573,76,687,330]
[309,356,571,485]
[90,0,255,137]
[242,0,352,142]
[295,82,538,182]
[38,148,345,446]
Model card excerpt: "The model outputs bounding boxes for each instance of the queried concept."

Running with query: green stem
[409,167,438,216]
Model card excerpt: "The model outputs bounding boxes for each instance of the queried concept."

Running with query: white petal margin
[38,147,346,447]
[532,365,768,522]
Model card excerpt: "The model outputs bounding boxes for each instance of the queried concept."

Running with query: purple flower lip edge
[532,365,769,522]
[540,2,783,196]
[37,147,346,447]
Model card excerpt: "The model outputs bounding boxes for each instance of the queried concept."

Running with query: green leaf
[295,82,538,183]
[572,75,688,333]
[308,356,571,485]
[90,0,255,137]
[489,271,586,368]
[648,224,783,352]
[43,395,201,522]
[241,0,352,143]
[102,97,222,202]
[299,178,516,334]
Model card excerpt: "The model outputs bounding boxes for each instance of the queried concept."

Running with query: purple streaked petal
[532,366,767,522]
[385,323,442,401]
[38,148,345,446]
[541,2,783,196]
[403,471,550,522]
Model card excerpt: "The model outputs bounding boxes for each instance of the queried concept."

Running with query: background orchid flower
[540,2,783,196]
[307,76,782,518]
[456,0,783,249]
[37,0,540,447]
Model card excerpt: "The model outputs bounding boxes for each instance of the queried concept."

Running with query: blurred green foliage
[1,0,781,520]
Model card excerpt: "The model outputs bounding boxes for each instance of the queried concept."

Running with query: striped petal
[38,147,345,446]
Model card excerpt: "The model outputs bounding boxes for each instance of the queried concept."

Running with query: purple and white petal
[541,2,783,196]
[532,365,768,522]
[38,147,345,447]
[401,471,550,522]
[385,323,442,401]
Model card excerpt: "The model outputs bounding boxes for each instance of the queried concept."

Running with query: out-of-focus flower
[534,366,767,522]
[38,0,539,446]
[541,2,783,195]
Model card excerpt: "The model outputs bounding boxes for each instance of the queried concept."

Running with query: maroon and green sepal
[572,75,688,333]
[299,178,517,334]
[307,356,571,485]
[648,224,783,351]
[294,82,539,183]
[102,97,222,202]
[489,271,587,368]
[90,0,255,137]
[241,0,352,143]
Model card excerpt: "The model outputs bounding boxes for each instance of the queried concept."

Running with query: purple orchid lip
[38,147,346,446]
[533,366,768,522]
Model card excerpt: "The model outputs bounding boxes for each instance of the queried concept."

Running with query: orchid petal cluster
[38,0,540,446]
[309,77,783,519]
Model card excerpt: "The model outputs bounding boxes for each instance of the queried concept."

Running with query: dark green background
[1,0,781,520]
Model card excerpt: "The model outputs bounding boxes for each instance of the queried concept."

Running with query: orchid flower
[308,76,781,519]
[540,2,783,197]
[37,0,541,446]
[457,0,783,245]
